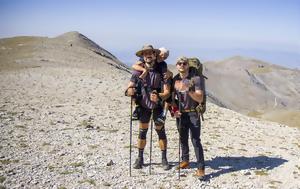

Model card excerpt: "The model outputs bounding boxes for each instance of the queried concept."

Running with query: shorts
[139,106,163,124]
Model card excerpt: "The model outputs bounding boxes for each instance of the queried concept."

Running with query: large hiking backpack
[188,57,203,76]
[188,57,207,120]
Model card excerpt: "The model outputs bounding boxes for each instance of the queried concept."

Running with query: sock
[138,149,144,159]
[161,150,167,160]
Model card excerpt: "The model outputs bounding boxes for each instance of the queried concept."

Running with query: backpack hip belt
[181,109,196,113]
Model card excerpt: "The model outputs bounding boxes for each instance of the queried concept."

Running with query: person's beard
[145,61,155,68]
[144,56,155,68]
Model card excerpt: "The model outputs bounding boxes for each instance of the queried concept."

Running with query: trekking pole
[178,93,182,181]
[129,97,133,177]
[200,113,204,122]
[178,118,181,180]
[149,108,154,175]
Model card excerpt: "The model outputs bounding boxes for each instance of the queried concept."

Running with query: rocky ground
[1,63,300,189]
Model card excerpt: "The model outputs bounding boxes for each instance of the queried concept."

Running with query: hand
[126,87,136,96]
[150,91,159,103]
[139,68,148,79]
[174,110,181,118]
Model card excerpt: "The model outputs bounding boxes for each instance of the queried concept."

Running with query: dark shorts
[139,106,163,124]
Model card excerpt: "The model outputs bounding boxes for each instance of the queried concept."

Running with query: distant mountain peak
[225,56,265,64]
[0,31,130,73]
[56,31,81,38]
[216,55,272,70]
[55,31,92,44]
[226,55,248,61]
[54,31,119,61]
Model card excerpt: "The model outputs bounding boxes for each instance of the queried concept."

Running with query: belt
[181,109,196,113]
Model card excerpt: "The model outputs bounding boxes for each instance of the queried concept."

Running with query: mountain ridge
[0,31,130,73]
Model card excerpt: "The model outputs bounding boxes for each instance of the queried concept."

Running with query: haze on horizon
[0,0,299,68]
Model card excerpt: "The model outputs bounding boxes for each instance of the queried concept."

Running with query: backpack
[188,57,207,121]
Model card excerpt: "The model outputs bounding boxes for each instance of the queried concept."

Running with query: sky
[0,0,300,68]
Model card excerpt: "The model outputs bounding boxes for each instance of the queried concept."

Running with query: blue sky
[0,0,299,68]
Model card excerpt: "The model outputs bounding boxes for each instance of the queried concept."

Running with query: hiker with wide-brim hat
[125,44,172,171]
[171,56,206,181]
[131,46,173,123]
[133,46,172,80]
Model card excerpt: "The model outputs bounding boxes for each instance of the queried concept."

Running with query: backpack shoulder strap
[173,73,181,81]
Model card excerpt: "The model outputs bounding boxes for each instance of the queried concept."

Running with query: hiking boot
[194,168,205,181]
[155,113,166,126]
[176,161,190,169]
[132,106,140,120]
[133,158,143,169]
[162,159,170,170]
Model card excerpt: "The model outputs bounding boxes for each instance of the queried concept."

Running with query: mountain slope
[0,31,130,73]
[203,56,300,127]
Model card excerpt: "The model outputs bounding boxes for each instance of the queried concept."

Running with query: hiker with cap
[171,56,206,180]
[131,47,173,121]
[125,44,171,170]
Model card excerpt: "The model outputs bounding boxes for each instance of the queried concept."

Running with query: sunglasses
[177,62,188,66]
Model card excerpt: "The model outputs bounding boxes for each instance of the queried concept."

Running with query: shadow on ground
[190,156,288,180]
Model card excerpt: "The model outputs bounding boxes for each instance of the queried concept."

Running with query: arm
[133,61,148,79]
[132,61,147,72]
[188,90,203,103]
[127,81,135,88]
[125,81,136,96]
[188,76,203,103]
[125,73,138,96]
[159,83,171,100]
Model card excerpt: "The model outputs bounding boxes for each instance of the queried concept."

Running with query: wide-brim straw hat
[135,44,160,57]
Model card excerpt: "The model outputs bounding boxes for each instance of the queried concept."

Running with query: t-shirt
[173,73,204,110]
[130,66,165,110]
